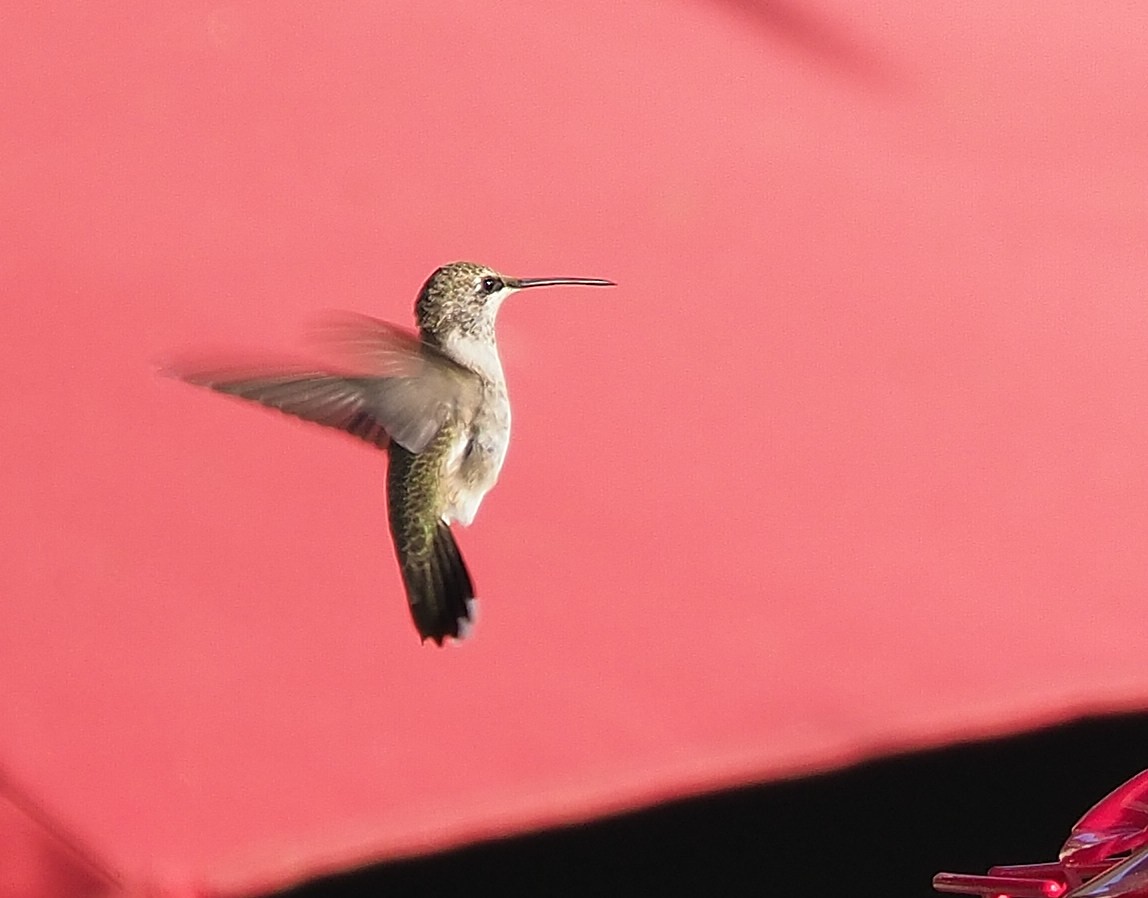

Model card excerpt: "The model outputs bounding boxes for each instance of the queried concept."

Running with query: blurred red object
[935,771,1148,898]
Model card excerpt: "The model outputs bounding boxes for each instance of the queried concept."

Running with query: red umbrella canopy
[1,1,1146,896]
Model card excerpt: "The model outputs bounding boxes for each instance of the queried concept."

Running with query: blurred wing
[310,312,484,451]
[308,313,440,377]
[172,366,393,449]
[170,315,481,454]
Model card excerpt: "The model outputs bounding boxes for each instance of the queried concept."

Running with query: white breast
[440,333,506,383]
[436,335,512,527]
[439,418,510,526]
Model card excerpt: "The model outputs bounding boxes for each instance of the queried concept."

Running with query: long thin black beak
[509,276,616,289]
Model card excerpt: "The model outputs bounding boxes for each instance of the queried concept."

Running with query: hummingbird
[173,261,615,644]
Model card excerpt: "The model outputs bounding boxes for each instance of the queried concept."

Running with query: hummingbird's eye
[479,276,504,295]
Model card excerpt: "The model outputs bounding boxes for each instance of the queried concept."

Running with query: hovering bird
[173,261,615,644]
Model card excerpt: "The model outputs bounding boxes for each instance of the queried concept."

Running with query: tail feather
[400,521,475,645]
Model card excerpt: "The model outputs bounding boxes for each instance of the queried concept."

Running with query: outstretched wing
[169,314,481,454]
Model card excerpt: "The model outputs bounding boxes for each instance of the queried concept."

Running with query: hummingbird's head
[415,261,614,345]
[415,262,511,343]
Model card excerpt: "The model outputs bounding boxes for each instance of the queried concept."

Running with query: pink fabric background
[2,2,1146,895]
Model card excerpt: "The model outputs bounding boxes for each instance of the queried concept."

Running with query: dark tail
[398,521,475,645]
